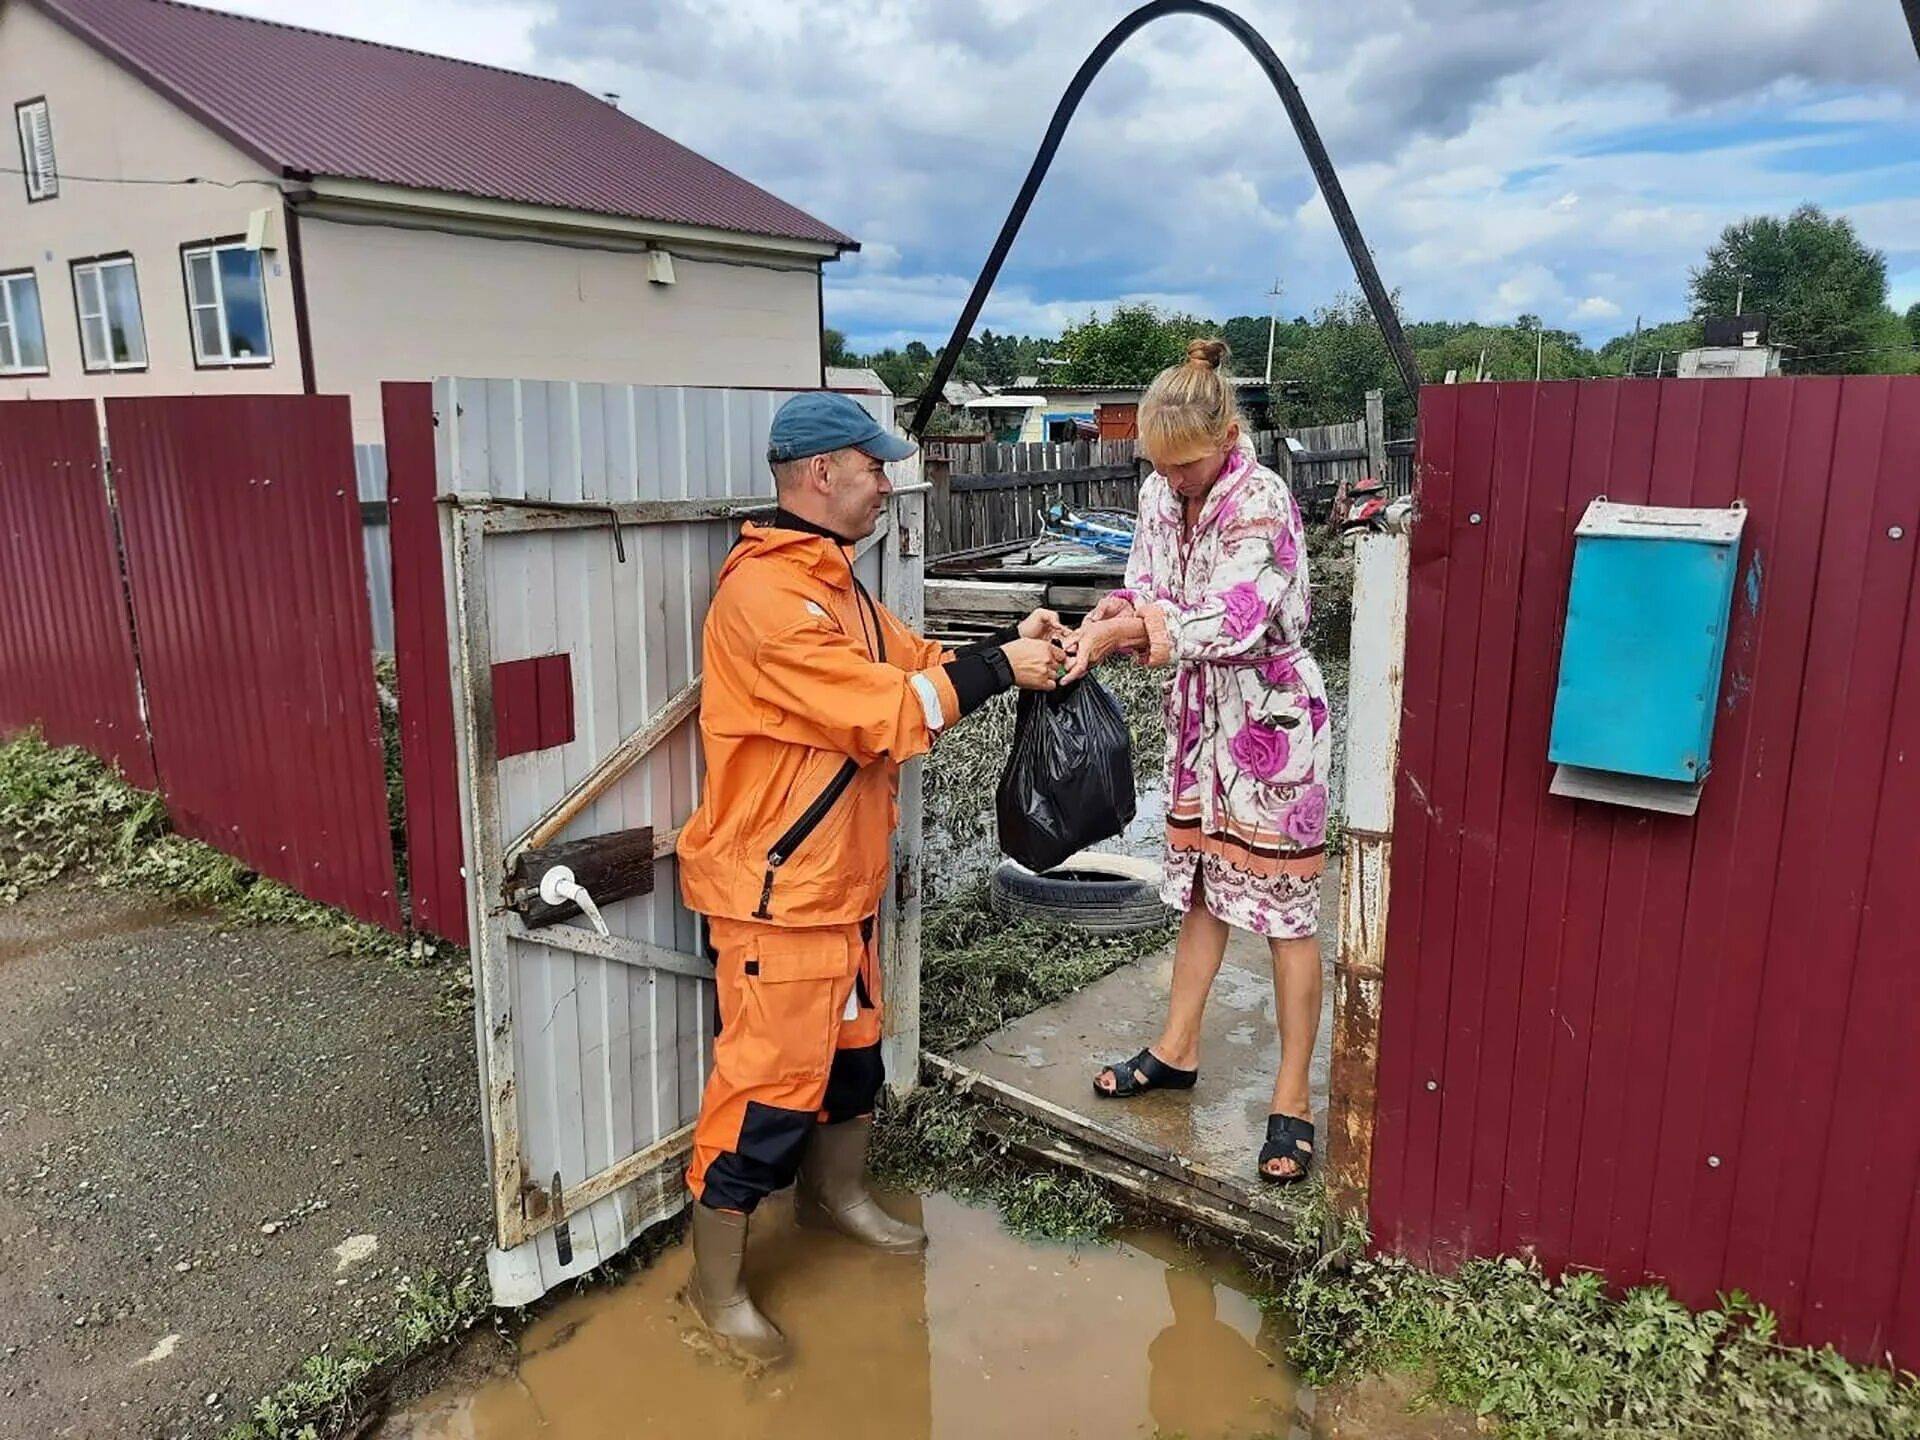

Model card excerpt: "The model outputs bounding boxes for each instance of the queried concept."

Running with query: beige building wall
[296,217,825,441]
[0,0,302,403]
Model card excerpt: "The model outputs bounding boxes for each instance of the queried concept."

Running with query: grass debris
[0,730,460,984]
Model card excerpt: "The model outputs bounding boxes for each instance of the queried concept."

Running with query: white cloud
[198,0,1920,346]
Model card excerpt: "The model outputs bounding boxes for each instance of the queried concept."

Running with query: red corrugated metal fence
[0,399,154,787]
[1370,376,1920,1369]
[383,382,467,945]
[104,395,400,929]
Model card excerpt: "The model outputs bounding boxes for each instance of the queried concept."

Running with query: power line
[0,163,279,191]
[1779,342,1920,365]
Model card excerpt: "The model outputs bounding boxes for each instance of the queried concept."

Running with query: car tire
[988,851,1170,935]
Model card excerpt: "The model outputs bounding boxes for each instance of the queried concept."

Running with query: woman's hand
[1081,593,1134,628]
[1061,618,1131,685]
[1017,608,1069,642]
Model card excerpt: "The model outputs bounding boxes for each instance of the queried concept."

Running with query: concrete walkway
[949,867,1337,1238]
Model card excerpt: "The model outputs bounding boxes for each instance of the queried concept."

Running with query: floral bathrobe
[1114,443,1330,939]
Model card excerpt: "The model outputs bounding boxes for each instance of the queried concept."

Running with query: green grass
[870,1085,1121,1246]
[223,1270,489,1440]
[1279,1251,1920,1439]
[0,730,460,984]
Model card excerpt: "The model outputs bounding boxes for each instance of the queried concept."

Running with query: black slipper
[1093,1046,1198,1099]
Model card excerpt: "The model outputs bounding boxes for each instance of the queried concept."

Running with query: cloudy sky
[207,0,1919,352]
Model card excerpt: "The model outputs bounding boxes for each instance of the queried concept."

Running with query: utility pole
[1626,315,1643,377]
[1264,278,1283,384]
[1535,328,1545,381]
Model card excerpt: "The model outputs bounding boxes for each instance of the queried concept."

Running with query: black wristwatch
[983,642,1016,691]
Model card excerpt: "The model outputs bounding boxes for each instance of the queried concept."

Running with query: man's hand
[1017,608,1068,642]
[1001,636,1064,690]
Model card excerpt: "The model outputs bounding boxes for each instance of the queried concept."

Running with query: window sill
[0,369,51,379]
[193,357,275,370]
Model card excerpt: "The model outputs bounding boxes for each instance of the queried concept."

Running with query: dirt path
[0,886,487,1438]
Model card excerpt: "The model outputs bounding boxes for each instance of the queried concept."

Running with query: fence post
[881,450,927,1096]
[926,451,951,558]
[1365,389,1387,484]
[1326,528,1409,1230]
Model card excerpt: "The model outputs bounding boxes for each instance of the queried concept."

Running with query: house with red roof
[1,0,856,436]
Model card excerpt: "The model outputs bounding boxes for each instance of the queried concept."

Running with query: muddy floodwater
[381,1190,1300,1440]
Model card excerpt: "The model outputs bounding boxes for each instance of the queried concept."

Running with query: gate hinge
[897,519,923,558]
[895,858,918,908]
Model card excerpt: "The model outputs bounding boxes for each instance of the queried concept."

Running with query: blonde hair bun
[1186,338,1229,371]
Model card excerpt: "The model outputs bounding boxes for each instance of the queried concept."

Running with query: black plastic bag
[995,676,1136,874]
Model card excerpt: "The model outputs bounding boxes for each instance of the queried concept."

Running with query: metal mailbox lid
[1574,500,1747,545]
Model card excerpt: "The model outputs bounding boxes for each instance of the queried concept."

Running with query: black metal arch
[907,0,1421,438]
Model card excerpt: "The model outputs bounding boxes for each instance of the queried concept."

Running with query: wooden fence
[925,390,1409,557]
[930,463,1140,556]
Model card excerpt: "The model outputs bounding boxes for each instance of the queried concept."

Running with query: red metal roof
[33,0,856,249]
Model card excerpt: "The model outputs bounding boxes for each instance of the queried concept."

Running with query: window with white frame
[71,257,147,372]
[0,270,49,374]
[15,99,57,201]
[182,242,272,366]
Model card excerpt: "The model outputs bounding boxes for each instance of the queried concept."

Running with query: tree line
[828,206,1916,433]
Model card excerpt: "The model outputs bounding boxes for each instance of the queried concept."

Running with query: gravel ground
[0,885,488,1439]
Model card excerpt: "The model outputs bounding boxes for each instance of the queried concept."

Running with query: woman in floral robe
[1066,338,1329,1183]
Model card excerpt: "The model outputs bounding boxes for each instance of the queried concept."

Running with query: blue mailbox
[1548,499,1749,815]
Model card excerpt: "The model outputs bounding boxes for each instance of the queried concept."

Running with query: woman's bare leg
[1095,872,1230,1091]
[1263,933,1322,1178]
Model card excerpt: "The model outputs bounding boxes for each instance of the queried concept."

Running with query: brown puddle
[381,1191,1299,1440]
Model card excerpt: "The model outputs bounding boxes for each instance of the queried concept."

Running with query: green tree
[822,328,852,368]
[1053,303,1212,384]
[1413,319,1599,385]
[1689,205,1889,372]
[1907,302,1920,345]
[1275,293,1412,430]
[1593,320,1703,377]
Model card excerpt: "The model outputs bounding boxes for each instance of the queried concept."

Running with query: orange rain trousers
[686,913,885,1211]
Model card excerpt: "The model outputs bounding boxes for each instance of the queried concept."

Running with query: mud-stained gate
[429,378,925,1303]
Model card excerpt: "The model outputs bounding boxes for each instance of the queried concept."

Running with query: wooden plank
[507,675,702,859]
[510,825,656,927]
[1365,389,1388,481]
[922,1053,1309,1229]
[475,494,775,531]
[925,578,1047,617]
[974,1110,1307,1261]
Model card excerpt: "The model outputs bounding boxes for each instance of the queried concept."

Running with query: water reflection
[380,1192,1294,1440]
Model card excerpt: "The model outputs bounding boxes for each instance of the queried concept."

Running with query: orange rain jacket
[678,519,998,927]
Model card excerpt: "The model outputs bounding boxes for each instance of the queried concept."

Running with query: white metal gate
[433,378,926,1303]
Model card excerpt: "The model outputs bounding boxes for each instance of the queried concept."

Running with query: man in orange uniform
[676,392,1063,1362]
